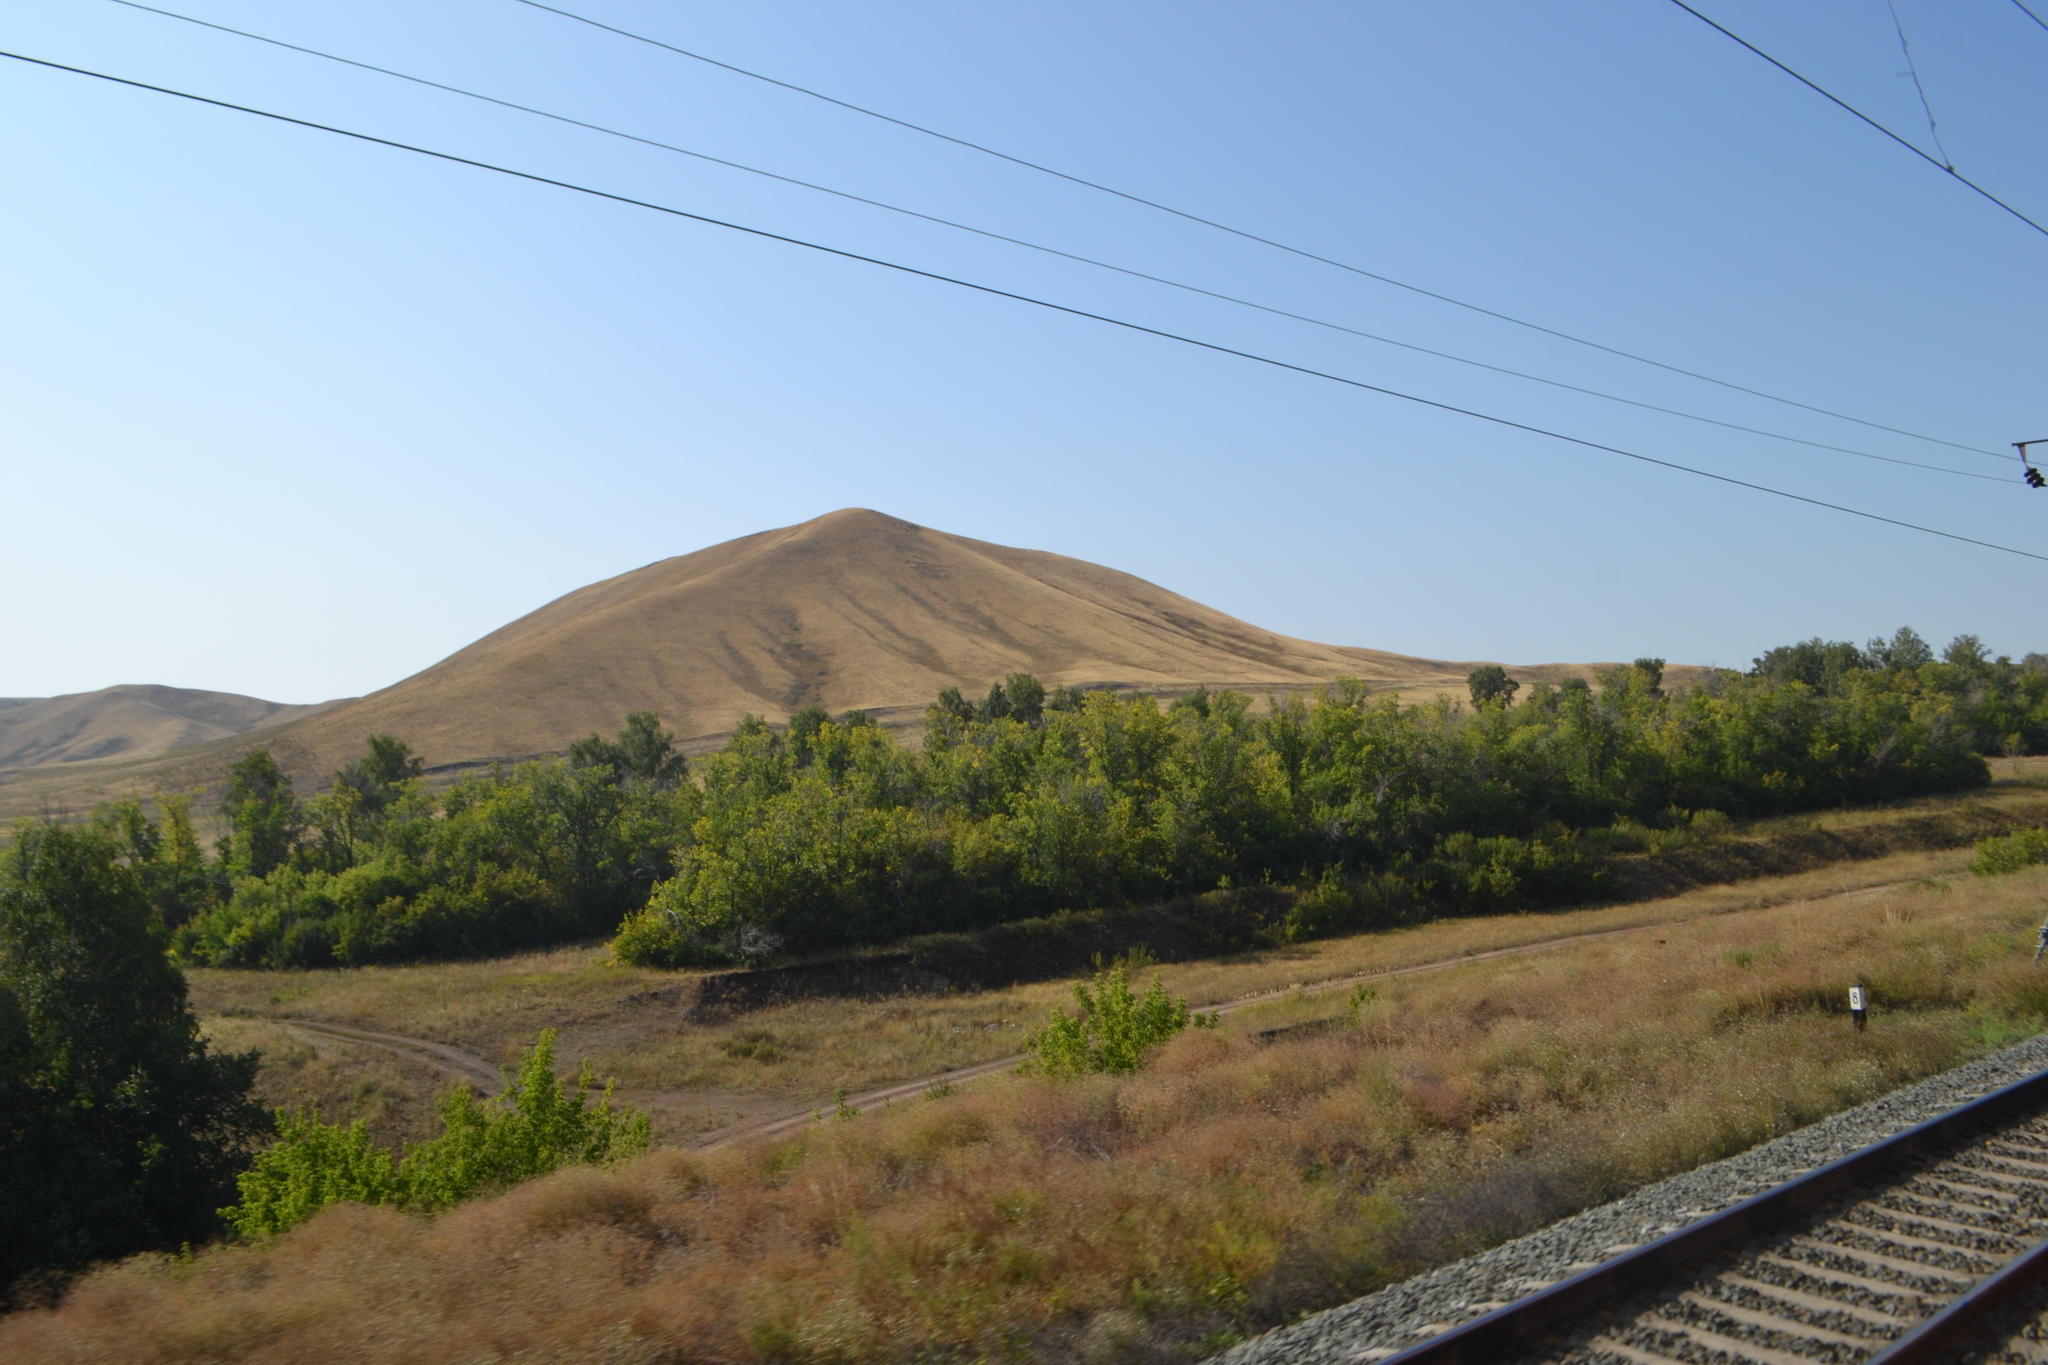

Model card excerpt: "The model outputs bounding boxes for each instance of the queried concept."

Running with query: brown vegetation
[16,859,2048,1363]
[0,685,338,774]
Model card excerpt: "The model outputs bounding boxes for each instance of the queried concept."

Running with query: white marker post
[1849,982,1868,1032]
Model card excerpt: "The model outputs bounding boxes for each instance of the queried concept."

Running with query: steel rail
[1866,1226,2048,1363]
[1375,1065,2048,1363]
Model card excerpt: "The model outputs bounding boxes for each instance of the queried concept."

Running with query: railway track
[1373,1068,2048,1365]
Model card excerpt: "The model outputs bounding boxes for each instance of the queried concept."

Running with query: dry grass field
[187,833,1985,1145]
[14,855,2048,1363]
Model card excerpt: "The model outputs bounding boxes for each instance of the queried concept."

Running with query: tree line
[611,630,2013,965]
[60,624,2048,975]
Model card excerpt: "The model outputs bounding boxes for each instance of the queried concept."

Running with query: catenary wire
[506,0,2008,462]
[4,47,2040,565]
[102,0,2005,487]
[2013,0,2048,36]
[1668,0,2048,238]
[1885,0,1951,169]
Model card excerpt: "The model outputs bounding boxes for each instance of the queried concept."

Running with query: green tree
[94,795,214,928]
[1,822,266,1296]
[1944,633,1990,670]
[569,711,686,790]
[218,748,300,879]
[1751,638,1866,695]
[1005,673,1047,725]
[1867,626,1934,671]
[1467,665,1519,708]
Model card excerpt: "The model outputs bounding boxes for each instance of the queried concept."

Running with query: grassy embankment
[194,782,2048,1147]
[17,850,2048,1362]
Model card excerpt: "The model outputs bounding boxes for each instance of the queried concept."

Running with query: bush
[220,1029,649,1235]
[1024,966,1212,1077]
[1974,827,2048,877]
[224,1112,398,1238]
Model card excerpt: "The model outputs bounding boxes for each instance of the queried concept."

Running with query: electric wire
[2013,0,2048,36]
[1668,0,2048,239]
[4,47,2040,565]
[507,0,2009,462]
[102,0,2005,486]
[1885,0,1951,169]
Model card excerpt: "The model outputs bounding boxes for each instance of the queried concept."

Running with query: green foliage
[93,795,215,928]
[398,1029,650,1212]
[1867,626,1934,672]
[218,748,301,880]
[571,711,689,791]
[0,821,267,1294]
[220,1029,648,1236]
[611,655,2011,966]
[1973,827,2048,877]
[1024,966,1195,1076]
[180,721,698,968]
[1466,665,1518,708]
[223,1110,398,1238]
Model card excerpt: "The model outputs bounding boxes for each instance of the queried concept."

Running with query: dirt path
[281,1019,505,1094]
[255,877,1913,1152]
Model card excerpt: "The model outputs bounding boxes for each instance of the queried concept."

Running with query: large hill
[0,509,1693,816]
[270,508,1673,777]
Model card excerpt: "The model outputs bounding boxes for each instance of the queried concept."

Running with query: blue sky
[4,0,2045,703]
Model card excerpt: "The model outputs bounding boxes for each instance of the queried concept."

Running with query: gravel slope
[1214,1033,2048,1364]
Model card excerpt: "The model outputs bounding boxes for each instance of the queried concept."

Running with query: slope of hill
[0,685,339,773]
[268,508,1661,778]
[0,509,1698,823]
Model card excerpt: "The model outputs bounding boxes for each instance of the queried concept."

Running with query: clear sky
[4,0,2045,703]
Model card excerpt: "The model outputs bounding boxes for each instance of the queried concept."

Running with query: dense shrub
[1024,965,1212,1077]
[1974,827,2048,877]
[225,1029,648,1236]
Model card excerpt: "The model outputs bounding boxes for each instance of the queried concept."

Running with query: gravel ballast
[1213,1032,2048,1364]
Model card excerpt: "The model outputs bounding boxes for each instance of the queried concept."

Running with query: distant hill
[0,510,1702,819]
[267,508,1687,779]
[0,685,340,773]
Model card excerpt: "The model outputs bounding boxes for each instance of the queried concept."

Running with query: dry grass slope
[0,686,338,773]
[2,510,1697,815]
[13,864,2048,1364]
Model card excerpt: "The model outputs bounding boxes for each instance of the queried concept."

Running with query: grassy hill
[0,684,337,773]
[191,509,1701,774]
[0,509,1697,820]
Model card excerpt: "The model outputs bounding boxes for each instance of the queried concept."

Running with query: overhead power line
[2013,1,2048,36]
[4,48,2040,565]
[1667,0,2048,239]
[1884,0,1951,170]
[507,0,2007,462]
[103,0,2003,486]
